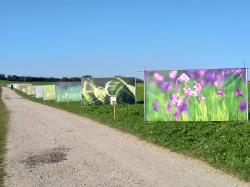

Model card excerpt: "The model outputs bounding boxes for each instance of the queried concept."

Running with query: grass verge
[14,89,250,182]
[0,87,8,186]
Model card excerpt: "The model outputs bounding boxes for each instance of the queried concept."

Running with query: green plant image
[82,77,136,105]
[56,82,81,102]
[43,85,56,100]
[145,68,248,121]
[26,86,35,96]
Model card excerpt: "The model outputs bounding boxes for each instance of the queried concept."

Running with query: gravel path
[2,88,250,187]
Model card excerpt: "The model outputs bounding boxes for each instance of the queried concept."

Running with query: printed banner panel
[145,68,248,121]
[43,85,56,100]
[56,82,81,102]
[82,77,136,105]
[35,86,44,98]
[26,86,35,95]
[17,84,32,93]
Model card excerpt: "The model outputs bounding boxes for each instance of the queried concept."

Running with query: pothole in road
[23,147,68,168]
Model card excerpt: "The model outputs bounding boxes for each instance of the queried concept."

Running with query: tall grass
[0,87,8,186]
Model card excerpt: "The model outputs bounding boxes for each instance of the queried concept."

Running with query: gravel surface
[2,88,250,187]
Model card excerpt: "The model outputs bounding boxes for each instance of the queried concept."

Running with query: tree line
[0,74,81,82]
[0,74,143,83]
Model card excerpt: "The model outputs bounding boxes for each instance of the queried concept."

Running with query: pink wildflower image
[217,88,224,96]
[170,94,182,107]
[193,82,202,95]
[183,86,192,97]
[177,73,190,83]
[169,71,177,79]
[235,88,243,97]
[152,101,159,111]
[153,72,164,82]
[199,95,205,102]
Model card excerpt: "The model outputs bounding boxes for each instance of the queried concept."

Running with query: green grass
[0,87,8,186]
[136,83,144,102]
[14,88,250,182]
[0,80,12,85]
[0,80,55,85]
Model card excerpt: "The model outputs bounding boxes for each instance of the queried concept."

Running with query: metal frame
[246,67,249,121]
[144,70,146,122]
[134,77,137,104]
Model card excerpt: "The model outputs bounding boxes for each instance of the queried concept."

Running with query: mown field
[14,84,250,182]
[0,87,8,186]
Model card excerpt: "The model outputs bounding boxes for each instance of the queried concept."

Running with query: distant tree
[62,77,69,82]
[0,74,6,80]
[69,77,81,82]
[82,75,92,78]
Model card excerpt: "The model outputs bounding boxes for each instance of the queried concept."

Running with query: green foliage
[15,88,250,181]
[82,77,136,105]
[56,82,82,102]
[136,83,144,102]
[0,87,8,186]
[43,85,56,100]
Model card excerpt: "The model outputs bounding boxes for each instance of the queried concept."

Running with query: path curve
[2,88,249,187]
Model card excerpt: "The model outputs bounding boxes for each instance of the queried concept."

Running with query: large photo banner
[82,77,136,105]
[145,68,248,121]
[56,82,81,102]
[43,85,56,100]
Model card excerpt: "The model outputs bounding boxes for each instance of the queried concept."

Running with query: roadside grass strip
[0,87,8,186]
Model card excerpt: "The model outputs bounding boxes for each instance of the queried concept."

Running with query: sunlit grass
[0,87,8,185]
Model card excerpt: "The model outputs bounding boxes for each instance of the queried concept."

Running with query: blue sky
[0,0,250,79]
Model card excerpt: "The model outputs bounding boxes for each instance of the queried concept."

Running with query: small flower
[170,94,182,107]
[178,100,188,113]
[192,70,206,79]
[199,80,205,87]
[192,90,199,97]
[166,103,171,112]
[153,72,164,82]
[234,68,245,75]
[199,95,205,103]
[217,89,224,96]
[235,88,243,97]
[167,84,173,92]
[169,71,177,79]
[177,73,190,83]
[161,82,169,92]
[152,101,159,111]
[174,111,181,121]
[183,86,192,97]
[194,82,202,93]
[239,100,247,112]
[223,69,231,77]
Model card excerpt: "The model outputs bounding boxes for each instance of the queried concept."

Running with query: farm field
[14,85,250,182]
[0,88,8,186]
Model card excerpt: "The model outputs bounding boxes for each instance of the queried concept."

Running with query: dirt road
[2,88,249,187]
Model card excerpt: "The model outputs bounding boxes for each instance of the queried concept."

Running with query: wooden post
[113,105,116,120]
